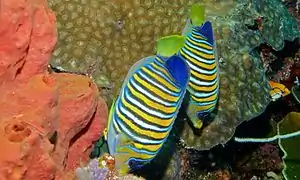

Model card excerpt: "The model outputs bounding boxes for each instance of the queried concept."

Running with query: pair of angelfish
[103,4,220,175]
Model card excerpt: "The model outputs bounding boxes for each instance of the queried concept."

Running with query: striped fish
[105,55,190,175]
[178,20,219,129]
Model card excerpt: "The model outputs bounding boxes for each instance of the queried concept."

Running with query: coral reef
[48,0,237,104]
[75,156,145,180]
[283,0,300,29]
[0,0,108,179]
[177,0,300,150]
[48,0,299,151]
[233,143,283,179]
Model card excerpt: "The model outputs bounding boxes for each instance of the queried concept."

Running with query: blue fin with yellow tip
[197,21,214,45]
[165,55,190,89]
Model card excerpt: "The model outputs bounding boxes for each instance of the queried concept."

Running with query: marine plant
[235,112,300,180]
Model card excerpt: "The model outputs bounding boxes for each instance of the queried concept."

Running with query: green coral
[230,0,300,50]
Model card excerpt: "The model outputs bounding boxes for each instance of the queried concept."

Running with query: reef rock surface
[0,0,108,179]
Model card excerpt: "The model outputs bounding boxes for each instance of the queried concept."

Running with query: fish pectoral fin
[190,117,203,129]
[187,103,204,129]
[118,131,133,147]
[113,153,131,176]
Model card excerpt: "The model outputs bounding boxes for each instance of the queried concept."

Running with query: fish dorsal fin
[165,55,190,89]
[190,4,205,26]
[156,35,185,57]
[197,21,214,45]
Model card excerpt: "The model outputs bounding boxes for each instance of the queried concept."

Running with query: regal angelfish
[105,55,190,175]
[178,20,220,129]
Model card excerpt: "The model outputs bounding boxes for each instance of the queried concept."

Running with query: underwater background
[0,0,299,179]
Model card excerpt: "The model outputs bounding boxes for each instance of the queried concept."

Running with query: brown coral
[48,0,237,104]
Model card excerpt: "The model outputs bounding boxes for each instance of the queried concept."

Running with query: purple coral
[89,158,109,180]
[75,158,108,180]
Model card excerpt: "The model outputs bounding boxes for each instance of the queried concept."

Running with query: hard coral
[0,0,108,179]
[48,0,237,104]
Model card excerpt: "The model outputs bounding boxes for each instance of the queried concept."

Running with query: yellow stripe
[117,146,155,160]
[155,56,164,64]
[133,142,162,152]
[191,70,218,81]
[191,103,216,113]
[141,67,179,93]
[121,95,173,127]
[191,92,218,102]
[188,36,214,50]
[134,73,178,102]
[151,63,180,92]
[127,83,176,114]
[185,45,214,60]
[192,34,206,40]
[189,81,218,92]
[151,63,180,93]
[180,50,216,70]
[152,63,170,78]
[117,108,169,140]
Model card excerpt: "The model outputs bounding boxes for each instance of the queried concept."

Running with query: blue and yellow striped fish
[105,55,190,175]
[178,20,219,129]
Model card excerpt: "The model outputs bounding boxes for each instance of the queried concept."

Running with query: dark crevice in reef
[251,38,300,78]
[272,39,300,58]
[48,63,86,76]
[49,130,58,145]
[14,47,29,78]
[246,18,262,31]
